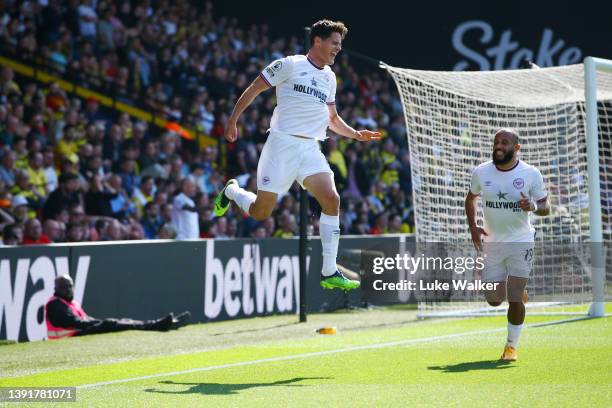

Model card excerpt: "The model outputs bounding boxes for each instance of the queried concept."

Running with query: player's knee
[484,287,504,306]
[321,191,340,213]
[331,191,340,209]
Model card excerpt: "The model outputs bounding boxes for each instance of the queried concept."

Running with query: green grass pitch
[1,304,611,407]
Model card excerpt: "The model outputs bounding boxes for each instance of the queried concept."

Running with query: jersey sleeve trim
[469,167,482,195]
[258,72,272,88]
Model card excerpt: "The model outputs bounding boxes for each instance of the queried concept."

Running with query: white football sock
[320,213,340,277]
[506,322,523,348]
[225,183,256,215]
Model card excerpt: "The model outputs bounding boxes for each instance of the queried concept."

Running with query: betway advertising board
[1,236,404,342]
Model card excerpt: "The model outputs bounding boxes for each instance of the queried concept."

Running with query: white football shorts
[256,131,332,194]
[481,242,535,282]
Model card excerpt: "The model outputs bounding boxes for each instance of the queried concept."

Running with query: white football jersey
[470,160,547,242]
[260,55,336,140]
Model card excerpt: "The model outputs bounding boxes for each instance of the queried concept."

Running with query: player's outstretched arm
[327,104,381,141]
[225,76,271,142]
[465,191,487,251]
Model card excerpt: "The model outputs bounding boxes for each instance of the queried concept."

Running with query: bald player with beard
[465,129,550,361]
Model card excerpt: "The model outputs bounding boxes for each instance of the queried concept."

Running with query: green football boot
[320,267,360,291]
[214,179,238,217]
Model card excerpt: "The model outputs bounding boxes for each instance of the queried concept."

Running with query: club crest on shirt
[272,60,283,72]
[262,176,270,185]
[484,180,492,187]
[300,71,308,76]
[513,178,525,189]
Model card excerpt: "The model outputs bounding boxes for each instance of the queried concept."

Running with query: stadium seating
[0,0,413,243]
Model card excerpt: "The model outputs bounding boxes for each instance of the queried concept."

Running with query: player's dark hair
[310,19,348,45]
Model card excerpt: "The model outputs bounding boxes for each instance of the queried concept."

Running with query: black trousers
[76,318,156,336]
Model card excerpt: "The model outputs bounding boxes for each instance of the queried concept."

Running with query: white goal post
[584,57,612,317]
[383,57,612,318]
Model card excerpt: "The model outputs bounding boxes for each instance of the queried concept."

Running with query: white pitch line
[77,316,593,390]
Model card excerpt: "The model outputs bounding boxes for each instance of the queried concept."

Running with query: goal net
[383,60,612,317]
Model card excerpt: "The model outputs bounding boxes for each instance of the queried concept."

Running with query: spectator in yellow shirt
[380,139,400,186]
[13,137,29,169]
[387,214,403,234]
[1,68,20,97]
[26,152,48,197]
[132,176,155,218]
[55,125,80,162]
[388,213,413,234]
[273,212,297,238]
[10,171,43,218]
[325,137,347,179]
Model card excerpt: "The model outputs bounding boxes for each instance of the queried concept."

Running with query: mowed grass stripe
[77,315,603,389]
[73,317,612,408]
[0,315,595,389]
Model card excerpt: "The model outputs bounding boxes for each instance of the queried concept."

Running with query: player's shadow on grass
[144,377,331,395]
[428,360,515,373]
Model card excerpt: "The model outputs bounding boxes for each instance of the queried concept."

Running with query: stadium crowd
[0,0,414,245]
